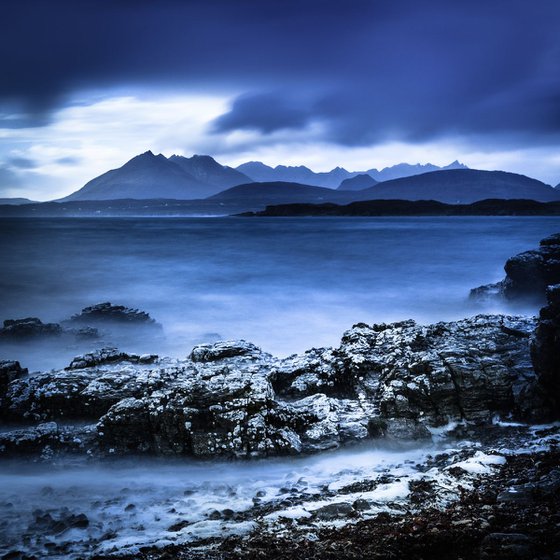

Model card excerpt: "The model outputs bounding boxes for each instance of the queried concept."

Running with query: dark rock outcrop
[68,302,156,324]
[0,360,27,404]
[471,233,560,303]
[0,318,62,339]
[530,284,560,412]
[190,340,261,362]
[0,422,96,458]
[0,313,549,461]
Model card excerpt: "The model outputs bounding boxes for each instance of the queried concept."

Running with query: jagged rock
[312,502,355,520]
[69,302,157,324]
[0,360,27,394]
[0,317,62,339]
[190,340,261,362]
[0,314,547,461]
[471,232,560,302]
[530,284,560,412]
[469,281,506,301]
[66,347,158,370]
[0,422,97,458]
[30,509,89,535]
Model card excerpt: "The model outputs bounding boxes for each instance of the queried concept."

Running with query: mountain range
[235,159,467,188]
[208,169,560,208]
[19,151,560,213]
[367,160,468,182]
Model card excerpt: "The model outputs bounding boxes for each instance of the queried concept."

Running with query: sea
[0,215,559,558]
[0,215,558,370]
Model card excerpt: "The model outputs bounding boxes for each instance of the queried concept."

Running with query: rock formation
[68,302,157,324]
[530,284,560,412]
[1,313,551,460]
[0,318,62,339]
[471,233,560,302]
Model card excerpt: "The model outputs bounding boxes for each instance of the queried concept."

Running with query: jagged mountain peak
[60,152,252,201]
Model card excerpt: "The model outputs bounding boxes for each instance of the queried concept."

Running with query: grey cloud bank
[1,0,560,196]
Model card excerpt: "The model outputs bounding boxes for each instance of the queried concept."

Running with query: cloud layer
[1,0,560,196]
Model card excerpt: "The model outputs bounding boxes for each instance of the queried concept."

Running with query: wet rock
[536,468,560,495]
[531,284,560,413]
[30,510,89,535]
[0,422,97,457]
[480,533,533,559]
[471,232,560,303]
[312,502,355,520]
[0,360,27,398]
[0,312,548,460]
[469,281,506,301]
[69,302,156,324]
[0,318,62,339]
[66,347,158,370]
[190,340,261,362]
[167,520,190,532]
[496,484,535,504]
[351,498,372,511]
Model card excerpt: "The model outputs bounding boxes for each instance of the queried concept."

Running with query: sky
[1,0,560,200]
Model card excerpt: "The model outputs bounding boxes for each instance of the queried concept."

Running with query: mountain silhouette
[61,152,252,201]
[358,169,560,204]
[366,160,468,182]
[337,174,377,190]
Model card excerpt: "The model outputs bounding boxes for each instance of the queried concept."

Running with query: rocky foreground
[0,291,559,558]
[0,303,556,461]
[1,237,559,559]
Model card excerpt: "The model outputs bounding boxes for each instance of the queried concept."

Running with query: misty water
[1,216,559,558]
[1,216,559,371]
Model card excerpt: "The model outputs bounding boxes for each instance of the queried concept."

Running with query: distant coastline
[2,197,560,217]
[242,199,560,217]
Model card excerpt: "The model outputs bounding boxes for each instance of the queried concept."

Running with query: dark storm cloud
[1,0,559,146]
[213,92,313,133]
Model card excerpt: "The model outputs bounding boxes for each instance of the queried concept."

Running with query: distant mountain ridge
[367,160,468,182]
[358,169,560,204]
[57,152,559,206]
[61,151,253,201]
[209,169,560,209]
[237,159,468,188]
[236,162,354,188]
